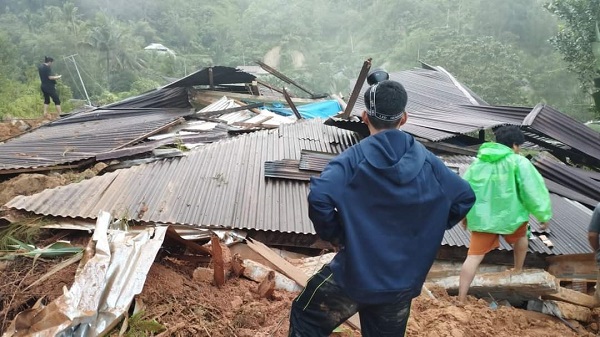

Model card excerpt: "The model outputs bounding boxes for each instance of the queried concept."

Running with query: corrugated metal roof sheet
[533,153,600,205]
[351,68,476,115]
[343,68,531,141]
[6,120,359,234]
[264,159,316,181]
[163,66,256,89]
[524,104,600,163]
[5,122,593,256]
[102,87,192,109]
[442,194,594,255]
[0,110,190,172]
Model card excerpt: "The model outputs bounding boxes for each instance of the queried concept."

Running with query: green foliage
[545,0,600,91]
[112,311,165,337]
[0,219,43,251]
[0,0,594,121]
[425,34,532,105]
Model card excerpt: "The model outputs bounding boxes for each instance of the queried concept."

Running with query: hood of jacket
[360,129,426,184]
[477,142,514,163]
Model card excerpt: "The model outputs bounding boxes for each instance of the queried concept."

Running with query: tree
[425,33,532,106]
[545,1,600,98]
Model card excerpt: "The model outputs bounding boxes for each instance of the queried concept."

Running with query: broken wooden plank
[283,87,303,120]
[165,226,212,256]
[256,270,276,299]
[542,286,599,308]
[428,269,559,304]
[547,253,597,280]
[527,299,592,323]
[245,238,309,285]
[242,259,303,292]
[212,235,225,288]
[426,261,508,280]
[192,90,319,106]
[340,58,371,119]
[256,60,319,98]
[245,238,362,331]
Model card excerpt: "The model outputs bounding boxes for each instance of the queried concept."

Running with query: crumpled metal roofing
[163,66,256,89]
[0,110,190,173]
[532,153,600,204]
[102,87,192,110]
[6,120,359,234]
[523,104,600,163]
[442,194,594,256]
[343,67,532,141]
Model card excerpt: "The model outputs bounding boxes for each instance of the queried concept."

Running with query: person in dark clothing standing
[38,56,62,115]
[288,74,476,337]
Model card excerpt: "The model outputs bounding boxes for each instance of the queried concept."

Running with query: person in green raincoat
[458,126,552,302]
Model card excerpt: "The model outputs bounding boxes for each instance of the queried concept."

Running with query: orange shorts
[467,222,528,255]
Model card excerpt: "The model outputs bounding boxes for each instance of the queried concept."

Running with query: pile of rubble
[1,62,600,336]
[0,212,597,336]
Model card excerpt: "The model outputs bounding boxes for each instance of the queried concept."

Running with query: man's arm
[432,156,476,229]
[516,158,552,223]
[307,161,345,243]
[588,204,600,251]
[589,232,599,252]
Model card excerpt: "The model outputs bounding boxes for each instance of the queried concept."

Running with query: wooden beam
[165,226,212,256]
[212,235,225,288]
[341,58,371,119]
[546,253,597,280]
[256,60,317,98]
[192,90,320,106]
[428,269,559,304]
[283,87,302,120]
[542,286,599,308]
[245,238,361,331]
[195,102,264,117]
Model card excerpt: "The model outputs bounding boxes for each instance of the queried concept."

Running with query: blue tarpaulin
[267,100,342,119]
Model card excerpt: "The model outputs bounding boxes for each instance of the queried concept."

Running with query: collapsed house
[1,62,600,331]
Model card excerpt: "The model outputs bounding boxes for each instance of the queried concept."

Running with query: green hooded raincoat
[463,142,552,234]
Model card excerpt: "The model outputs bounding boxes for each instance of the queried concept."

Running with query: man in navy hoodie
[288,79,476,336]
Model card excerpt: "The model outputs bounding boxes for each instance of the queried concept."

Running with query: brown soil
[0,163,107,206]
[0,114,59,142]
[0,256,78,331]
[1,255,598,337]
[407,285,595,337]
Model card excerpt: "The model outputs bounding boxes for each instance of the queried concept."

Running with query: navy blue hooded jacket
[308,129,475,304]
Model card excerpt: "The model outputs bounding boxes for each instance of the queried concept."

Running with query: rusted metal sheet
[299,150,337,172]
[264,159,316,181]
[0,111,189,173]
[6,120,358,235]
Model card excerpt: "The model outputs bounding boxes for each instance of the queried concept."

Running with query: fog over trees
[0,0,598,122]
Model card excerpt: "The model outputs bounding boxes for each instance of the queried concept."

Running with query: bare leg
[458,254,485,302]
[43,104,49,115]
[512,236,528,272]
[56,105,62,114]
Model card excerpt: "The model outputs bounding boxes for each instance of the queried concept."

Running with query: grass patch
[0,218,45,251]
